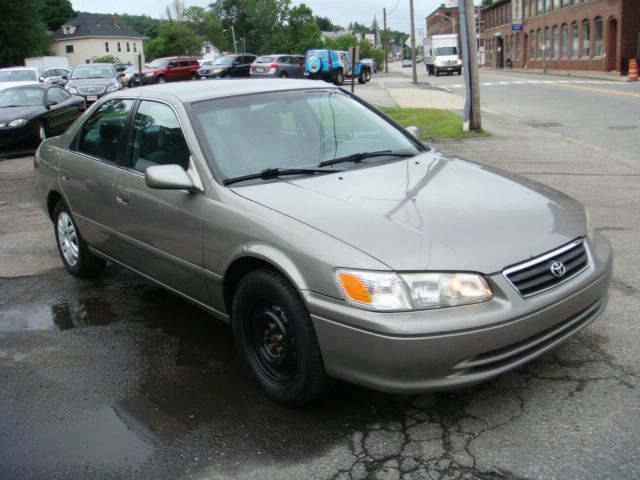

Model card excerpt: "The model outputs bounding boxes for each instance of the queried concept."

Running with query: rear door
[113,99,208,303]
[60,98,135,259]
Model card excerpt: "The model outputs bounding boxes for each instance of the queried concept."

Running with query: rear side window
[74,99,134,163]
[128,101,190,172]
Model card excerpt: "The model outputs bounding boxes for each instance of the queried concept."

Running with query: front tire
[36,121,47,145]
[53,201,106,278]
[232,269,332,406]
[156,75,166,84]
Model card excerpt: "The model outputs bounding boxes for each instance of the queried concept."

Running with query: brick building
[483,0,640,74]
[427,6,462,36]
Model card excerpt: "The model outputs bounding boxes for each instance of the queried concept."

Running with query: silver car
[34,80,613,406]
[249,54,304,78]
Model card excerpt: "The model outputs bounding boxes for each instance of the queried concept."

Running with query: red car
[141,57,200,84]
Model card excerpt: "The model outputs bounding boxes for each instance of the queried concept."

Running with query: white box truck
[424,34,461,76]
[24,56,70,70]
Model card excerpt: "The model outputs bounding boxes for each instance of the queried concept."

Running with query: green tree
[183,6,225,48]
[278,4,321,54]
[144,21,204,59]
[314,16,333,32]
[119,13,164,39]
[40,0,75,32]
[92,54,121,63]
[0,0,50,67]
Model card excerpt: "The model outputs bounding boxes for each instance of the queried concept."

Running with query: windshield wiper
[223,167,342,186]
[319,150,415,168]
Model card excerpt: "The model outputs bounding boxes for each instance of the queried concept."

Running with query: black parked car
[199,54,257,78]
[0,84,84,147]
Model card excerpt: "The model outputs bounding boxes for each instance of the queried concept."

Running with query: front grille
[78,85,106,94]
[504,239,589,297]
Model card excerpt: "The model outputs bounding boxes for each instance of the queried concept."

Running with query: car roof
[108,79,334,103]
[0,84,56,92]
[0,66,41,71]
[73,63,115,68]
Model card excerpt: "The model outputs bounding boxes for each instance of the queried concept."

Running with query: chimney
[112,14,120,29]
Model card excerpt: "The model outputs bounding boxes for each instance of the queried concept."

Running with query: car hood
[67,78,117,86]
[0,81,39,91]
[231,153,587,273]
[0,106,41,122]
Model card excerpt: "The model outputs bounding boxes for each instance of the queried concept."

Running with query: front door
[113,100,208,303]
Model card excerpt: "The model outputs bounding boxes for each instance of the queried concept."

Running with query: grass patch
[379,106,489,140]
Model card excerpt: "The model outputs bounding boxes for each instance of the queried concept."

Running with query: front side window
[191,90,422,182]
[75,99,134,163]
[129,101,190,172]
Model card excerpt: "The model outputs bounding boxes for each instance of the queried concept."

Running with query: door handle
[61,174,71,182]
[115,193,129,205]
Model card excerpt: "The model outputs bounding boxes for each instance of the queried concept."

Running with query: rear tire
[334,70,344,86]
[232,269,333,406]
[280,71,288,78]
[358,71,366,84]
[190,73,197,80]
[53,201,106,278]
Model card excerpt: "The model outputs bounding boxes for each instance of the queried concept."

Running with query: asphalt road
[1,72,639,480]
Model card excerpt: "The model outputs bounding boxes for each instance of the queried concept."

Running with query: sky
[70,0,461,35]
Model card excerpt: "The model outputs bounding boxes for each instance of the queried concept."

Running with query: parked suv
[250,54,304,78]
[199,54,257,78]
[65,63,121,104]
[304,49,369,85]
[141,57,200,84]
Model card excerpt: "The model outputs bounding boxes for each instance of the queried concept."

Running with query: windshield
[200,61,214,66]
[307,50,328,60]
[191,90,422,182]
[0,70,38,82]
[435,46,457,56]
[71,66,115,79]
[0,88,44,107]
[146,59,170,69]
[212,56,234,66]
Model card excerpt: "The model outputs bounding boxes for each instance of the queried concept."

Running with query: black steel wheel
[232,269,332,406]
[53,201,106,278]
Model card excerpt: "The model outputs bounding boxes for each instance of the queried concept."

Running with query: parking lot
[1,72,638,479]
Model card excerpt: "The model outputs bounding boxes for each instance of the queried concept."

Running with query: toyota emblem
[550,261,566,278]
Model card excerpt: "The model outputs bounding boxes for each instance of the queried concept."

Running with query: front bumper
[306,233,613,393]
[0,124,34,147]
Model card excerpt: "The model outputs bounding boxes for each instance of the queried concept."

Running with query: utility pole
[409,0,417,83]
[459,0,481,130]
[231,25,238,54]
[383,8,389,73]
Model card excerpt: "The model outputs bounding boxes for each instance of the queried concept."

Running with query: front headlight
[66,86,78,93]
[434,61,441,67]
[334,269,492,311]
[212,68,224,73]
[8,119,28,127]
[106,83,120,92]
[145,73,155,77]
[457,59,462,65]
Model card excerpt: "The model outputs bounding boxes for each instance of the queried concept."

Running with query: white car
[0,67,46,92]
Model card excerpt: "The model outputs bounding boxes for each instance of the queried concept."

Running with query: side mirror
[145,164,197,191]
[406,125,421,141]
[39,76,45,82]
[62,75,68,81]
[46,100,58,109]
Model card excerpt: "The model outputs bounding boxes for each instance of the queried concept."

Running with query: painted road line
[552,83,640,97]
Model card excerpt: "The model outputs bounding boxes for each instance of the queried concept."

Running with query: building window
[117,42,122,53]
[515,33,520,61]
[537,0,543,15]
[553,0,560,10]
[537,29,542,58]
[544,27,550,59]
[561,0,569,6]
[582,19,590,57]
[105,42,109,52]
[571,22,579,57]
[553,26,559,58]
[545,0,551,12]
[561,24,569,57]
[594,17,603,56]
[65,45,74,53]
[133,42,137,53]
[530,30,535,60]
[126,42,130,52]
